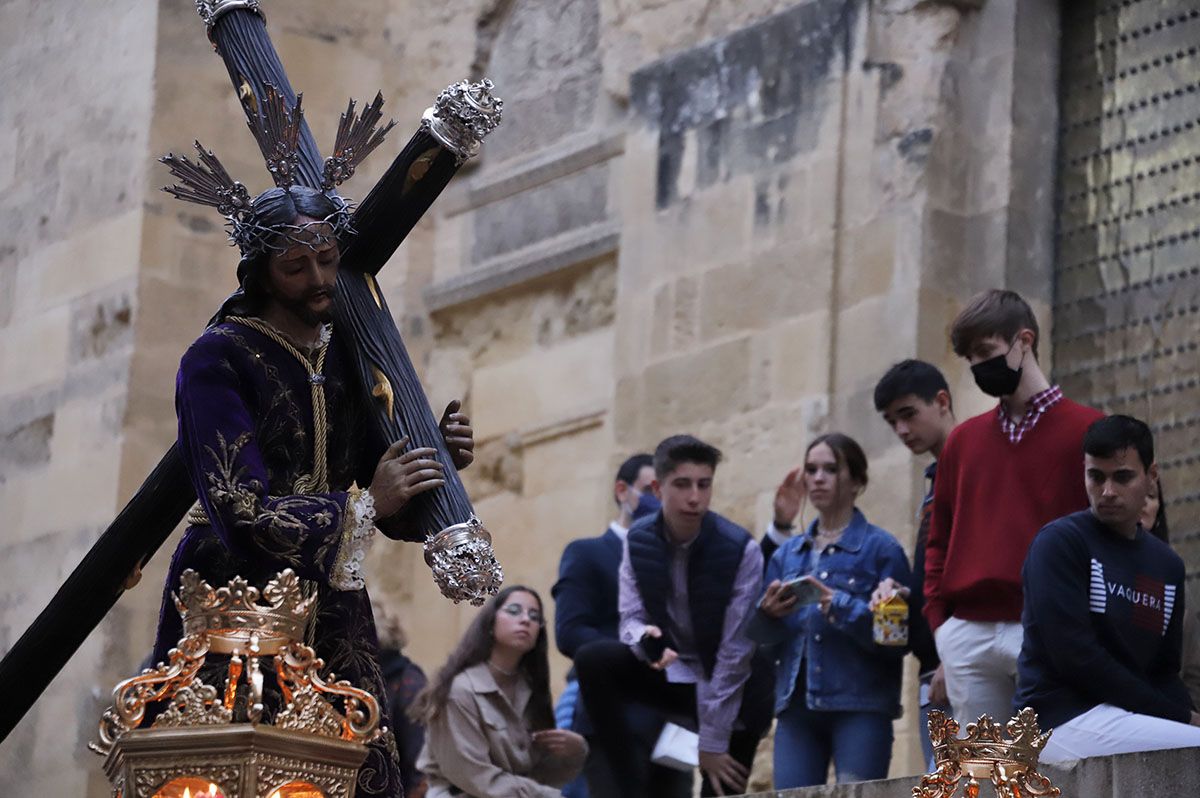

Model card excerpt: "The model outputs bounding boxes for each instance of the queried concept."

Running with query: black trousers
[575,639,774,798]
[579,700,694,798]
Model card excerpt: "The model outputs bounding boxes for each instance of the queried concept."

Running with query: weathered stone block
[68,287,134,365]
[0,305,71,395]
[631,0,856,209]
[640,336,753,433]
[481,0,601,163]
[835,295,914,397]
[471,329,613,440]
[646,173,756,279]
[700,235,834,343]
[650,281,672,358]
[841,216,897,305]
[0,413,53,474]
[460,433,525,502]
[472,162,610,263]
[770,310,833,401]
[34,210,142,309]
[520,420,609,500]
[424,346,472,411]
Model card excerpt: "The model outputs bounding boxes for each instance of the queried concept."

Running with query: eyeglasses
[500,603,544,625]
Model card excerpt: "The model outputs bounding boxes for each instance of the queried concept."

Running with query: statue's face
[263,215,340,326]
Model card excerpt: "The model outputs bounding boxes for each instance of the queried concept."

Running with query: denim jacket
[755,509,911,717]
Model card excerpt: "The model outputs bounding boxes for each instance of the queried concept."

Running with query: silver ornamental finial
[421,79,504,163]
[195,0,264,29]
[424,516,504,606]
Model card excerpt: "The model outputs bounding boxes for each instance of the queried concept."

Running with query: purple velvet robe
[152,320,415,797]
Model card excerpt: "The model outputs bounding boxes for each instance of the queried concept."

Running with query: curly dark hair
[409,585,554,730]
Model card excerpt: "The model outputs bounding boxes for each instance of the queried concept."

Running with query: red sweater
[923,397,1104,631]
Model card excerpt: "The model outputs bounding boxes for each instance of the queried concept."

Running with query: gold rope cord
[227,316,330,492]
[186,316,331,527]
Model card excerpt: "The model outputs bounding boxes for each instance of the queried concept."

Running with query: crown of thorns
[161,85,395,258]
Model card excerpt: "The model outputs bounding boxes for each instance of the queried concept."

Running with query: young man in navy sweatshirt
[1016,415,1200,762]
[924,290,1104,725]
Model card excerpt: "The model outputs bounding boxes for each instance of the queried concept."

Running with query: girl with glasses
[413,585,587,797]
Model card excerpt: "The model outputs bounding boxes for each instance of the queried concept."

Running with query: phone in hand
[781,575,824,606]
[640,633,668,663]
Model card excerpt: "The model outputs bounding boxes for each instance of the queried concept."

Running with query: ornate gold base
[93,569,383,798]
[104,724,367,798]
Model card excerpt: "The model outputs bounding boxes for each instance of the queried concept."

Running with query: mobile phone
[781,575,824,606]
[640,633,667,662]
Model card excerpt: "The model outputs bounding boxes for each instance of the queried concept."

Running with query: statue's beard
[276,286,337,327]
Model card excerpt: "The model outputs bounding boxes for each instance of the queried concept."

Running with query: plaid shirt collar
[997,384,1063,444]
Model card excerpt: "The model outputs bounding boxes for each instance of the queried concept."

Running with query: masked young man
[924,290,1103,726]
[1016,415,1200,762]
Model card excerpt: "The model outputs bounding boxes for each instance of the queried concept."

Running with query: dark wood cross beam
[0,3,501,741]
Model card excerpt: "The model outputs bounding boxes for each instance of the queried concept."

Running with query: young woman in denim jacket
[754,433,911,788]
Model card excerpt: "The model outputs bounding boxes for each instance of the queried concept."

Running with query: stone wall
[0,2,158,794]
[0,0,1070,794]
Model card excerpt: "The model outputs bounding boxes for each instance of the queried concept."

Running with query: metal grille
[1054,0,1200,571]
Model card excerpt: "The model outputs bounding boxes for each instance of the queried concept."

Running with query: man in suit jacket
[553,454,691,797]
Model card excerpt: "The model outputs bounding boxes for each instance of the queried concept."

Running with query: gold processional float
[92,569,381,798]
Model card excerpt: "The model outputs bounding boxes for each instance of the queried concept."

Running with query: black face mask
[971,342,1023,397]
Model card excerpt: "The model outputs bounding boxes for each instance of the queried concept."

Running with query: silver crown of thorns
[161,84,395,258]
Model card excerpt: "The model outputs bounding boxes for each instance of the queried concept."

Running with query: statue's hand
[439,399,475,470]
[370,437,445,518]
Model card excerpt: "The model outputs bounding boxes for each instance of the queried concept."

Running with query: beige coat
[417,662,586,798]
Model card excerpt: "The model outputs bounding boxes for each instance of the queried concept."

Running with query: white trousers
[1040,703,1200,764]
[934,617,1023,726]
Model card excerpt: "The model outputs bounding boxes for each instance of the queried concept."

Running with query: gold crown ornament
[92,569,383,798]
[914,708,1061,798]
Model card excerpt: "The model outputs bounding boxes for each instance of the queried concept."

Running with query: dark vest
[627,510,752,677]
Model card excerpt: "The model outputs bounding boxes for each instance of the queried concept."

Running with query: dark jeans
[773,699,894,788]
[575,640,774,798]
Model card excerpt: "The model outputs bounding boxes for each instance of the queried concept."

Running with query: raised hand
[439,399,475,470]
[773,465,806,527]
[368,436,446,518]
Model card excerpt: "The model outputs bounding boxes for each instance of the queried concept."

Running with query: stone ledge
[442,128,625,216]
[742,745,1200,797]
[424,222,619,313]
[516,405,606,449]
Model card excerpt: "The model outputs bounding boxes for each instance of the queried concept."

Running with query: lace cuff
[330,488,378,591]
